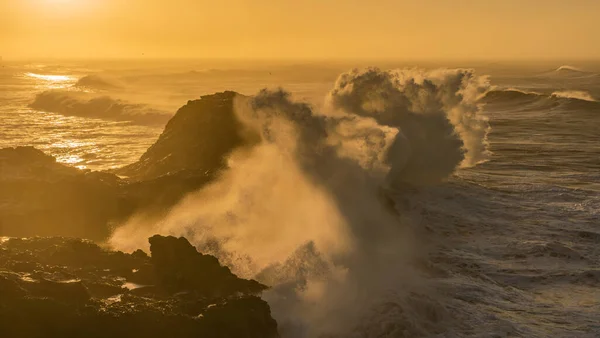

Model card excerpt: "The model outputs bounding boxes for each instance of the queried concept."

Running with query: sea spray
[110,67,491,337]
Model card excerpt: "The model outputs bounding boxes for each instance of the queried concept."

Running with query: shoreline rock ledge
[0,234,279,338]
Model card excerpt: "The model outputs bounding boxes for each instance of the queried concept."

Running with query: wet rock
[0,271,28,299]
[24,278,91,304]
[149,235,267,296]
[0,235,279,338]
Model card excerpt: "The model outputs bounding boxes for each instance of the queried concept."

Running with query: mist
[109,67,490,337]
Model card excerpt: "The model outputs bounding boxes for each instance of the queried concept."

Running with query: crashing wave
[551,90,596,102]
[30,91,172,126]
[110,67,491,337]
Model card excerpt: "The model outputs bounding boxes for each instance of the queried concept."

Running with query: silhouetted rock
[149,235,267,296]
[0,235,279,338]
[0,147,126,239]
[118,91,253,180]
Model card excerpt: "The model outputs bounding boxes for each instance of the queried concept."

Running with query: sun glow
[35,0,98,16]
[25,73,73,82]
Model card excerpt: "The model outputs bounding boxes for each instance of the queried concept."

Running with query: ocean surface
[1,59,599,337]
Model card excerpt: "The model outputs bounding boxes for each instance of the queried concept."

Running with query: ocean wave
[541,65,599,79]
[482,88,544,104]
[109,67,491,337]
[30,91,172,125]
[551,90,596,102]
[555,65,586,73]
[483,88,600,111]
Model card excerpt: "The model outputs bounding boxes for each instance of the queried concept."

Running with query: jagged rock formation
[148,235,267,296]
[0,235,279,338]
[117,91,254,180]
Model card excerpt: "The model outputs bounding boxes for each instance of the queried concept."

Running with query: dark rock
[0,271,28,299]
[0,235,279,338]
[117,91,255,181]
[0,147,126,240]
[128,263,156,285]
[131,249,148,259]
[24,278,91,304]
[149,235,267,296]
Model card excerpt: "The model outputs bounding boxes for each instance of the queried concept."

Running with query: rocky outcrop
[0,235,279,338]
[0,147,125,239]
[117,91,254,180]
[149,235,267,296]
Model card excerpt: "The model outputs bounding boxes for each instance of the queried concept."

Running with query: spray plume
[110,67,490,337]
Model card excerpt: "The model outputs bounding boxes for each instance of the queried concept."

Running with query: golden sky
[2,0,600,60]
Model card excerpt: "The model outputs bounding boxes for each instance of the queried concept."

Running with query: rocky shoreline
[0,92,279,337]
[0,235,279,338]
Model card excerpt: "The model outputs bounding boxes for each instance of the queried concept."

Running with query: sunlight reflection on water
[0,107,161,171]
[25,72,73,82]
[23,72,77,90]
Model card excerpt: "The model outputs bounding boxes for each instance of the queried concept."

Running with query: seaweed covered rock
[118,91,253,180]
[0,235,278,338]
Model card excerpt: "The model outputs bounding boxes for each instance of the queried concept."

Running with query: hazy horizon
[2,0,600,60]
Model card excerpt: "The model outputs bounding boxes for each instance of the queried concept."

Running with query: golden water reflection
[25,72,73,82]
[25,72,76,90]
[57,154,86,170]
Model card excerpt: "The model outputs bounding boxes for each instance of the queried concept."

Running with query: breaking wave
[483,88,600,111]
[551,90,596,102]
[109,68,491,337]
[555,65,585,73]
[30,91,172,126]
[482,88,544,103]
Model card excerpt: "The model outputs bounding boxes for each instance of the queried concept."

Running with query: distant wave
[541,65,598,79]
[481,88,544,105]
[551,90,596,102]
[555,65,585,73]
[483,88,600,111]
[74,74,123,90]
[30,91,171,125]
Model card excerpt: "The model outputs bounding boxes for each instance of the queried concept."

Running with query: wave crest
[30,91,171,125]
[551,90,596,102]
[483,88,600,112]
